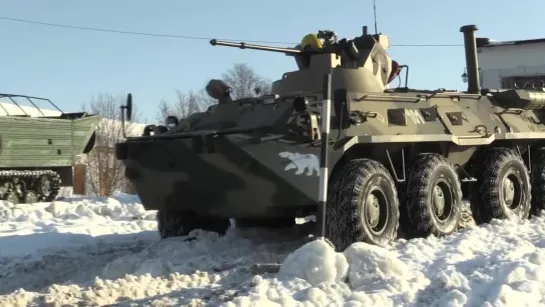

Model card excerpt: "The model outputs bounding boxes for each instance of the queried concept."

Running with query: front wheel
[325,158,399,252]
[404,153,463,238]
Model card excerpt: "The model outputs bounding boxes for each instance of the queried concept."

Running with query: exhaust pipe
[460,25,481,94]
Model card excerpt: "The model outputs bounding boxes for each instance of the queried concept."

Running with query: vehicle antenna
[373,0,379,34]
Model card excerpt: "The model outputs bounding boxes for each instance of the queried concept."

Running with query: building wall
[478,42,545,89]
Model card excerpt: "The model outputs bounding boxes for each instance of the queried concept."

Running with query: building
[477,37,545,89]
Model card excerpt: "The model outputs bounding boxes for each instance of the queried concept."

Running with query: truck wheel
[470,147,531,224]
[530,147,545,217]
[404,153,462,238]
[325,159,399,251]
[156,209,230,239]
[235,217,295,229]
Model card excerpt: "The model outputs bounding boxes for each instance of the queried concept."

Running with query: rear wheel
[156,209,230,239]
[530,147,545,216]
[325,158,399,252]
[404,153,463,238]
[469,147,531,224]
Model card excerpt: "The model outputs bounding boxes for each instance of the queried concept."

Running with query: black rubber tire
[404,153,462,238]
[234,217,295,229]
[23,191,38,204]
[396,182,412,239]
[325,158,399,252]
[530,147,545,217]
[469,147,531,224]
[156,209,230,239]
[5,192,19,205]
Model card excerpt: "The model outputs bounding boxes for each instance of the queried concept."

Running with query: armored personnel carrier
[116,24,545,251]
[0,93,100,204]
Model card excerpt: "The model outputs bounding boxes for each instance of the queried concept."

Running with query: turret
[209,26,399,95]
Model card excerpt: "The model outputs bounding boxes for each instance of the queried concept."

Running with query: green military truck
[0,93,100,204]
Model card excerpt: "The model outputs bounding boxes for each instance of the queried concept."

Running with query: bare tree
[81,93,141,197]
[155,90,213,122]
[156,99,171,123]
[156,63,272,123]
[221,63,272,99]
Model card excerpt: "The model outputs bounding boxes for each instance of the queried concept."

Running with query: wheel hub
[364,188,388,234]
[431,179,453,222]
[433,185,445,216]
[502,172,522,210]
[366,194,380,228]
[503,176,515,206]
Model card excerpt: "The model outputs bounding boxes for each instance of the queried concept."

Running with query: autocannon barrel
[209,39,302,55]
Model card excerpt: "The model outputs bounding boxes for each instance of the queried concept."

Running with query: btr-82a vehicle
[116,24,545,251]
[0,93,100,204]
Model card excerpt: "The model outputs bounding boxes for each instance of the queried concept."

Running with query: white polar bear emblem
[278,151,320,176]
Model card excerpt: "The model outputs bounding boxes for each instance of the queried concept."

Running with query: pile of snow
[1,194,545,306]
[229,216,545,306]
[277,239,348,286]
[0,193,156,259]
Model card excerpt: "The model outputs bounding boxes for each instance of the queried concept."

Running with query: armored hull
[118,124,346,219]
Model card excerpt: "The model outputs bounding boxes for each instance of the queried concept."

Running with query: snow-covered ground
[1,195,545,306]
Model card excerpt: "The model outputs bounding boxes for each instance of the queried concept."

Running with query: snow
[0,101,61,117]
[1,196,545,306]
[277,239,348,286]
[98,117,148,137]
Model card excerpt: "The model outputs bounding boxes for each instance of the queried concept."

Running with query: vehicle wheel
[469,147,531,224]
[404,153,462,238]
[156,209,230,239]
[5,191,19,205]
[235,217,295,229]
[35,175,51,199]
[530,147,545,217]
[24,191,38,204]
[325,158,399,251]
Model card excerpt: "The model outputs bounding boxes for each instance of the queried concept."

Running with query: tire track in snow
[0,233,157,295]
[0,223,314,306]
